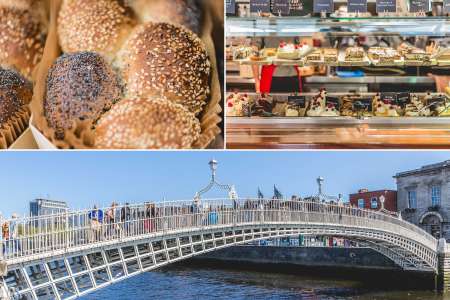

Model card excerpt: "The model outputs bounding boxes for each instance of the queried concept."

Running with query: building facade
[349,189,397,212]
[29,199,68,217]
[395,161,450,240]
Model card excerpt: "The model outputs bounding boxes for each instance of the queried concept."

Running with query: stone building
[395,160,450,240]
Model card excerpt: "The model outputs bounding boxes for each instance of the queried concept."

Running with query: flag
[257,188,264,199]
[273,185,283,199]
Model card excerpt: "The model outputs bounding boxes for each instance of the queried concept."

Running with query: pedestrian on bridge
[88,206,104,243]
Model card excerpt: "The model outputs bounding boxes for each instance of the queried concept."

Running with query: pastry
[323,48,338,63]
[232,46,253,60]
[44,52,122,140]
[126,0,202,35]
[285,104,299,117]
[226,93,249,117]
[249,50,266,61]
[118,22,210,115]
[58,0,135,62]
[95,97,201,149]
[0,4,46,79]
[345,46,365,61]
[306,49,321,62]
[277,42,311,60]
[0,67,32,125]
[262,48,277,57]
[320,104,340,116]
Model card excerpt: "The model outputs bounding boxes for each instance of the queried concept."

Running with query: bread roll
[95,97,201,149]
[118,22,210,115]
[58,0,135,62]
[0,67,32,125]
[0,6,46,79]
[128,0,202,35]
[44,52,122,139]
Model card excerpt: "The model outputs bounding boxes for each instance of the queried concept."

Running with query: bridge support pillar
[437,238,450,293]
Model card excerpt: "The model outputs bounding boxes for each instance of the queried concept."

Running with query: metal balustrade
[0,198,440,300]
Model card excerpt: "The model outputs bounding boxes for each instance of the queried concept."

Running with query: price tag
[288,95,307,108]
[250,0,271,13]
[381,92,396,104]
[409,0,430,12]
[313,0,333,13]
[353,98,373,112]
[273,0,291,15]
[226,0,236,15]
[289,0,313,16]
[326,96,340,110]
[396,92,410,107]
[376,0,396,13]
[444,0,450,14]
[348,0,368,13]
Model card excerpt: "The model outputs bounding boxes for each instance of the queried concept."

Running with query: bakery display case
[225,0,450,149]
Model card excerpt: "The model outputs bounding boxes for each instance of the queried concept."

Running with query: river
[81,260,444,300]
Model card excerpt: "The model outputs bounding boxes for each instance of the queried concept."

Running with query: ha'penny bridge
[1,160,450,300]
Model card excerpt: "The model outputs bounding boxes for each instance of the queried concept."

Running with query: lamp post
[379,195,385,210]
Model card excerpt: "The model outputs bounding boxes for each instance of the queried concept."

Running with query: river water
[82,261,444,300]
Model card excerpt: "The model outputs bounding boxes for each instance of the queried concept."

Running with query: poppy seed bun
[58,0,135,62]
[0,6,46,79]
[0,67,32,125]
[118,22,210,115]
[44,52,122,139]
[127,0,202,35]
[95,97,201,149]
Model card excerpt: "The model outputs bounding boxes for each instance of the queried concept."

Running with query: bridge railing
[0,198,437,262]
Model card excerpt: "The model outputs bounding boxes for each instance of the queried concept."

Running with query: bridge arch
[0,199,439,299]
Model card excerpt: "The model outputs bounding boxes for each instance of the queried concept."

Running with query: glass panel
[165,239,177,248]
[125,260,140,274]
[67,256,87,274]
[140,255,154,269]
[358,199,365,208]
[179,236,190,245]
[47,259,68,280]
[152,241,163,251]
[92,268,109,286]
[74,273,93,293]
[55,279,76,299]
[137,243,150,255]
[110,263,125,279]
[25,264,49,286]
[121,246,136,259]
[87,252,105,268]
[4,269,28,292]
[371,198,378,209]
[105,248,121,263]
[408,191,417,208]
[35,285,56,300]
[154,252,167,263]
[432,186,441,206]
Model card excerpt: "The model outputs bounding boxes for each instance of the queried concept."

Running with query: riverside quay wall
[194,245,399,270]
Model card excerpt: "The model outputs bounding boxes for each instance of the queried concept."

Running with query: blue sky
[0,151,448,217]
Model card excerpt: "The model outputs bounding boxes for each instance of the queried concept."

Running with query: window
[408,191,417,209]
[431,186,441,206]
[371,197,378,209]
[357,199,365,208]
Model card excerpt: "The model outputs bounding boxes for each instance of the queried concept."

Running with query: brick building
[349,189,397,212]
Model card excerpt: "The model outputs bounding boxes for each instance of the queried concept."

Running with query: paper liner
[31,0,222,149]
[0,106,30,149]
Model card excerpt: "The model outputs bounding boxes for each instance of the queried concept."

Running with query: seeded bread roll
[0,67,32,125]
[58,0,135,62]
[95,97,201,149]
[127,0,202,35]
[44,52,122,139]
[0,6,46,80]
[118,22,210,115]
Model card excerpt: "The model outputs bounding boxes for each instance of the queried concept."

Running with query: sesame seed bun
[95,97,201,149]
[117,22,210,115]
[0,67,32,126]
[58,0,135,62]
[0,6,46,80]
[44,52,122,140]
[127,0,202,35]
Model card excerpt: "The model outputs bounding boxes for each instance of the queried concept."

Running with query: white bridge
[0,161,447,299]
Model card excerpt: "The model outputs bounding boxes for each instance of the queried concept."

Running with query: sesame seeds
[0,67,32,125]
[0,6,45,80]
[119,22,210,115]
[95,97,201,149]
[44,52,122,139]
[58,0,135,62]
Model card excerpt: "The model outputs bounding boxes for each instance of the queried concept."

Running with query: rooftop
[394,160,450,178]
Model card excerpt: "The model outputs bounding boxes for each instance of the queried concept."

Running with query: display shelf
[226,117,450,149]
[227,17,450,37]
